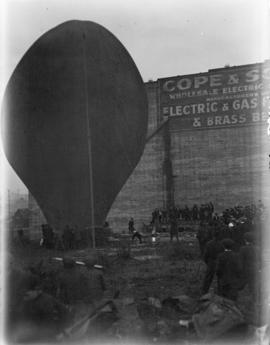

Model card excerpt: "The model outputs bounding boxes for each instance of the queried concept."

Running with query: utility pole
[163,121,175,210]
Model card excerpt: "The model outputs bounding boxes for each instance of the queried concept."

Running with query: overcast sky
[1,0,270,194]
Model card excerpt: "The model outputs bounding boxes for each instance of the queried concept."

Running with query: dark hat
[244,232,255,243]
[221,238,235,250]
[84,257,97,268]
[63,257,75,268]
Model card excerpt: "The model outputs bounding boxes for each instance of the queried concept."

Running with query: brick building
[107,60,270,232]
[28,60,270,234]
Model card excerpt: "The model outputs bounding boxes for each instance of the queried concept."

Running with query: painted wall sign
[159,61,270,130]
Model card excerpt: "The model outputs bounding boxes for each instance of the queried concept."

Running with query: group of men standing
[151,202,215,224]
[201,229,260,302]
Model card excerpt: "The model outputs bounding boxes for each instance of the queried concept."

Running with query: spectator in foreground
[239,232,260,299]
[216,239,242,301]
[196,223,212,257]
[201,230,224,295]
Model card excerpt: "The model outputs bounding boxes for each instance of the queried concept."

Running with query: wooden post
[82,32,95,248]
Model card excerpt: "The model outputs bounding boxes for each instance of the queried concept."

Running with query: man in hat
[128,217,134,234]
[239,232,260,298]
[57,258,85,306]
[81,257,106,306]
[196,222,212,257]
[216,239,242,301]
[201,230,224,295]
[170,215,179,242]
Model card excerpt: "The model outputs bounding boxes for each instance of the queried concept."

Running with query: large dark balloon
[2,20,148,232]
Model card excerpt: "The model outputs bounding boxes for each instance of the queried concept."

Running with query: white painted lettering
[233,100,241,110]
[170,107,177,116]
[177,78,192,90]
[163,107,169,115]
[163,80,175,92]
[175,106,182,115]
[193,117,201,127]
[231,114,238,124]
[210,74,222,87]
[262,112,268,121]
[215,116,223,125]
[211,102,218,112]
[207,117,214,126]
[239,114,246,123]
[246,69,259,82]
[191,104,198,113]
[250,98,258,108]
[183,105,190,115]
[263,68,270,79]
[197,103,205,114]
[194,76,208,88]
[223,115,231,124]
[228,74,239,84]
[252,113,260,122]
[241,99,250,109]
[262,96,269,106]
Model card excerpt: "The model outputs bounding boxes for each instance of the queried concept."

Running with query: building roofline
[144,59,270,84]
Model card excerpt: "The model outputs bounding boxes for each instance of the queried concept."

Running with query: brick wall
[171,123,269,211]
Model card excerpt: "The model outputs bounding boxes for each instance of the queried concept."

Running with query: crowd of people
[38,222,112,251]
[201,229,260,302]
[197,201,264,305]
[129,200,264,247]
[150,200,264,226]
[151,202,215,224]
[8,199,266,342]
[138,200,264,304]
[197,201,264,254]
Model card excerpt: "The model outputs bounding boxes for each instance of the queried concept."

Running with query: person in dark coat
[170,216,179,242]
[201,230,224,294]
[230,222,244,251]
[216,239,242,301]
[81,258,106,306]
[128,217,135,233]
[62,225,71,250]
[57,258,85,306]
[192,204,199,221]
[239,232,260,298]
[132,228,142,243]
[196,223,212,257]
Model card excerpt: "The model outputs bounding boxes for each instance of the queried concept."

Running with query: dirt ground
[5,231,260,344]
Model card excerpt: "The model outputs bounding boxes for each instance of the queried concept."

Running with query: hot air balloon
[2,20,148,241]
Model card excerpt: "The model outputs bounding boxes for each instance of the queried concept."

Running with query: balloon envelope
[2,20,148,231]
